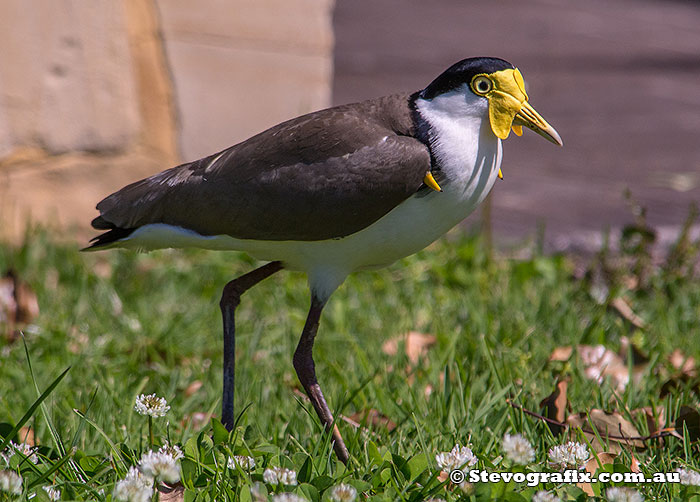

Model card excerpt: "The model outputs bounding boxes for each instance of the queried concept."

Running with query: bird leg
[293,295,350,464]
[220,261,283,431]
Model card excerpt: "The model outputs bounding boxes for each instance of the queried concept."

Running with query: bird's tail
[81,218,135,251]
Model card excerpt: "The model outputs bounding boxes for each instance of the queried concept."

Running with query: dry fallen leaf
[539,380,568,436]
[580,452,617,495]
[579,345,630,392]
[158,482,185,502]
[382,331,436,365]
[610,297,646,329]
[549,346,573,362]
[668,349,697,377]
[184,380,203,397]
[673,406,700,441]
[586,452,617,474]
[348,409,396,432]
[17,427,35,446]
[630,454,641,473]
[567,409,644,453]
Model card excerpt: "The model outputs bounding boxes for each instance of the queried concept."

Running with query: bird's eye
[471,76,493,95]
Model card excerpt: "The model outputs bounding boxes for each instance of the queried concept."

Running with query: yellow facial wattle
[471,67,562,147]
[471,68,529,140]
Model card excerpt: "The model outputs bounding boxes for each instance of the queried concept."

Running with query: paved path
[333,0,700,251]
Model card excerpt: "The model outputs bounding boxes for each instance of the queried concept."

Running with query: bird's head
[419,57,562,146]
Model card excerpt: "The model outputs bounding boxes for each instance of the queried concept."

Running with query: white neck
[415,85,500,189]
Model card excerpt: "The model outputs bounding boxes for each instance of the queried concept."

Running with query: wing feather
[94,94,430,241]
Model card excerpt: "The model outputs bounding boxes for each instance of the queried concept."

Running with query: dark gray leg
[220,261,283,431]
[293,295,350,464]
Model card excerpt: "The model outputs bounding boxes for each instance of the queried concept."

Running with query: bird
[85,57,562,464]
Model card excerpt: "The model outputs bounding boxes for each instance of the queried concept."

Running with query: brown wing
[92,94,430,242]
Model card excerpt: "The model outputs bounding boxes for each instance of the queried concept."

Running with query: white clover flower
[113,467,153,502]
[42,485,61,501]
[134,394,170,417]
[425,499,446,502]
[547,442,589,470]
[157,442,184,461]
[605,487,643,502]
[263,466,297,486]
[8,441,38,464]
[676,467,700,486]
[227,455,256,471]
[532,491,560,502]
[138,450,180,483]
[271,494,307,502]
[329,483,357,502]
[503,433,535,465]
[435,444,477,472]
[0,469,22,495]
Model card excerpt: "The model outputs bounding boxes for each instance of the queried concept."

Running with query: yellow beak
[513,101,563,146]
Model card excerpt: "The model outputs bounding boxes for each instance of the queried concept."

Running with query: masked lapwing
[85,57,562,463]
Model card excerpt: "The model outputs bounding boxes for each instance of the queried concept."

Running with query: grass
[0,223,699,501]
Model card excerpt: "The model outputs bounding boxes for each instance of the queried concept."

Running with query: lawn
[0,222,699,501]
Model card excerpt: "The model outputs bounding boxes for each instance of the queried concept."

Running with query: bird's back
[89,93,432,248]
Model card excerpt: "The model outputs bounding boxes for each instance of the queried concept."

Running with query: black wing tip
[91,215,112,230]
[82,226,135,251]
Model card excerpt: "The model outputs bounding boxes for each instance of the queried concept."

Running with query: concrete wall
[0,0,140,155]
[157,0,334,160]
[0,0,334,241]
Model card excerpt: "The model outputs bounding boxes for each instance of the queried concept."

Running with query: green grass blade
[0,365,70,452]
[72,409,129,473]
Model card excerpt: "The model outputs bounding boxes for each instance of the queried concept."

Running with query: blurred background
[1,0,699,252]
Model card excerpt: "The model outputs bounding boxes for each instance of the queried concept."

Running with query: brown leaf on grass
[668,349,697,377]
[348,409,396,432]
[549,346,573,362]
[578,345,630,392]
[580,452,617,495]
[567,409,644,453]
[158,482,185,502]
[539,380,568,436]
[672,406,700,441]
[184,380,203,397]
[577,481,594,496]
[17,427,35,446]
[551,344,645,392]
[630,455,641,473]
[610,297,646,329]
[382,331,436,364]
[585,452,617,474]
